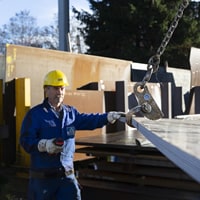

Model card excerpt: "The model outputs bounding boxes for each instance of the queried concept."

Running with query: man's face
[45,86,66,107]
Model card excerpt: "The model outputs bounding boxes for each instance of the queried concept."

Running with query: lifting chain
[127,0,190,122]
[142,0,190,87]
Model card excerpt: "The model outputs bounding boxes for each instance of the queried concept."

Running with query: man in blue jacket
[20,70,122,200]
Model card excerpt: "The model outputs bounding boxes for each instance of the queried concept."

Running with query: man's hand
[38,138,64,154]
[107,112,124,124]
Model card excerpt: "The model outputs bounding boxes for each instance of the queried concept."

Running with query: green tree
[73,0,200,69]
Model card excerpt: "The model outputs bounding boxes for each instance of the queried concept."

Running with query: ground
[0,166,28,200]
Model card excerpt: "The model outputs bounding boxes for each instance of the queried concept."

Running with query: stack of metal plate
[75,125,200,200]
[131,117,200,184]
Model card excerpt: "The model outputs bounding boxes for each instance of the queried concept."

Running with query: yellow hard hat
[43,70,69,87]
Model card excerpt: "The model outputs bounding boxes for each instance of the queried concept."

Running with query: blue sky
[0,0,90,26]
[0,0,199,27]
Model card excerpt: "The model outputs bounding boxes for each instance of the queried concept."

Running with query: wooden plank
[131,117,200,183]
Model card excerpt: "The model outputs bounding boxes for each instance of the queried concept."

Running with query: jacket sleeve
[20,109,41,154]
[73,108,109,130]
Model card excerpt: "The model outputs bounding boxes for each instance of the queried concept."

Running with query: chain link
[156,0,190,57]
[141,0,190,87]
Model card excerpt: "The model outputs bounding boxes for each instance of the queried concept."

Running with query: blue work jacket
[20,98,108,171]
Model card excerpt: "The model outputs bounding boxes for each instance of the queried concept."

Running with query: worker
[20,70,123,200]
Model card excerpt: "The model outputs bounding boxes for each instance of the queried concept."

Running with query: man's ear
[43,86,49,98]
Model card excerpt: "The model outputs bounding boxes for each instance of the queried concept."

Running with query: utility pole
[58,0,70,51]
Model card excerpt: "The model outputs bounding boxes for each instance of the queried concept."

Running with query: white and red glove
[107,112,123,124]
[38,138,64,154]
